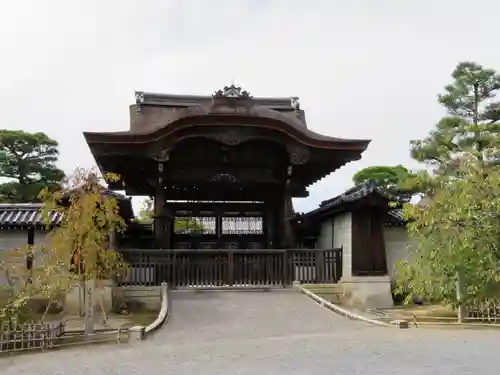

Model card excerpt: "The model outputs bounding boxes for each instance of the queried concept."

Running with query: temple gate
[84,85,369,286]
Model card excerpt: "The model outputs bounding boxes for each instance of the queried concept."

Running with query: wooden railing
[0,321,65,353]
[117,248,342,287]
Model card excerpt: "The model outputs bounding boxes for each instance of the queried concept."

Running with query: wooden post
[315,250,325,283]
[282,167,296,248]
[265,201,275,249]
[154,162,167,248]
[228,251,234,286]
[26,226,35,282]
[282,249,290,286]
[164,205,173,249]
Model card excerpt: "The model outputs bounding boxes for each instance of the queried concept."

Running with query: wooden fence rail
[0,321,65,353]
[117,248,342,287]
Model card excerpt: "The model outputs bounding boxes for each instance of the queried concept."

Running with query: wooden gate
[118,248,343,287]
[171,202,266,250]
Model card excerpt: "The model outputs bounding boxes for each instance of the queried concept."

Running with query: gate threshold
[172,285,294,292]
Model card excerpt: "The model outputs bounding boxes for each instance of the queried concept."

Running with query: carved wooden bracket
[205,130,256,146]
[208,172,239,183]
[286,143,310,165]
[152,148,171,162]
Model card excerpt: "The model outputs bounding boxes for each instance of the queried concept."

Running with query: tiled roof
[0,188,134,228]
[296,180,411,222]
[0,203,63,227]
[319,180,411,209]
[387,208,404,221]
[138,90,297,110]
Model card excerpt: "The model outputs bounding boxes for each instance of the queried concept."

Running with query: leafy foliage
[136,197,204,233]
[352,165,410,189]
[41,168,128,282]
[410,62,500,182]
[396,62,500,306]
[395,158,500,305]
[0,168,128,324]
[0,130,66,202]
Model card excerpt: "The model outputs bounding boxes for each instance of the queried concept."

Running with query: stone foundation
[115,286,161,311]
[64,280,113,315]
[340,276,393,309]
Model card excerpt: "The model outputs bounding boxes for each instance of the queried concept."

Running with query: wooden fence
[0,321,65,353]
[466,298,500,323]
[118,248,343,287]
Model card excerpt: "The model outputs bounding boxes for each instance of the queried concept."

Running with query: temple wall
[312,213,416,309]
[333,213,352,279]
[314,213,352,278]
[315,215,413,282]
[316,218,334,249]
[0,230,49,286]
[340,226,412,309]
[383,226,412,278]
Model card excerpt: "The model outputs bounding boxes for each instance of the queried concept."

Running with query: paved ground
[1,290,499,374]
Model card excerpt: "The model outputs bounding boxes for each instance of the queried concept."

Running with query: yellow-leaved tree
[0,168,129,334]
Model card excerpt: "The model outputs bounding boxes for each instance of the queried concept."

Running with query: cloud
[2,0,500,214]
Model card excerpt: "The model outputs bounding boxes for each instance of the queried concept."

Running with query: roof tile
[0,203,63,227]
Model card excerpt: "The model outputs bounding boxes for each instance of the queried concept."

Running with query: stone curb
[130,282,170,343]
[292,282,394,328]
[145,282,170,335]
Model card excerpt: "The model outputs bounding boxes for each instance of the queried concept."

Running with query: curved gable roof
[84,90,370,152]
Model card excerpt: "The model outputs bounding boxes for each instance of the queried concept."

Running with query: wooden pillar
[215,205,223,245]
[282,166,296,248]
[164,204,173,249]
[264,202,274,248]
[154,162,167,249]
[26,226,35,276]
[274,198,284,249]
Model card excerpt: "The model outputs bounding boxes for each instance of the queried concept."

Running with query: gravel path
[1,290,498,375]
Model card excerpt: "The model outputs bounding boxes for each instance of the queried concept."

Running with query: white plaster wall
[0,230,29,251]
[312,213,351,278]
[333,212,352,278]
[0,230,48,286]
[0,231,30,286]
[316,218,334,249]
[383,226,411,279]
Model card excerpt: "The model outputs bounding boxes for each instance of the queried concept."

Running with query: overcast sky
[1,0,499,214]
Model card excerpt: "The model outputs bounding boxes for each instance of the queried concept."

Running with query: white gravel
[2,290,498,375]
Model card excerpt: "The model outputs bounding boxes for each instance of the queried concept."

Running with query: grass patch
[120,311,159,328]
[380,304,458,322]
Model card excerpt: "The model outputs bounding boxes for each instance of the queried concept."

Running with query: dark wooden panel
[117,248,343,287]
[351,209,388,276]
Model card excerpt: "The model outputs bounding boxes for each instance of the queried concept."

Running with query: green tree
[352,165,410,189]
[395,157,500,306]
[410,62,500,180]
[395,62,500,312]
[0,130,66,202]
[136,197,204,233]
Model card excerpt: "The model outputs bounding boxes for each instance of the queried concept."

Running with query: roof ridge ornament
[135,91,145,114]
[213,84,252,100]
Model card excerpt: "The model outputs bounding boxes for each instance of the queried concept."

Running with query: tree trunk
[456,270,466,323]
[84,279,95,336]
